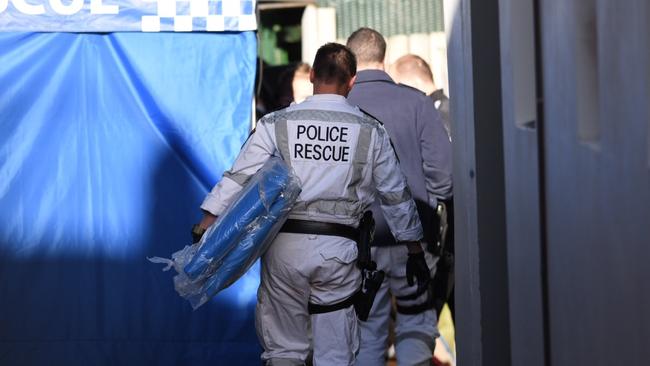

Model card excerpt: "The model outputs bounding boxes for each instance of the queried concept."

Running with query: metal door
[540,1,650,364]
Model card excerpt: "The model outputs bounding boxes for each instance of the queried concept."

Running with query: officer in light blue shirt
[346,28,453,366]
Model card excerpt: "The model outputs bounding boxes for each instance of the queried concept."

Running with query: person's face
[292,73,312,103]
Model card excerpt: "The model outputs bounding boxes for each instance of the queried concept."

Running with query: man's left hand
[406,251,430,295]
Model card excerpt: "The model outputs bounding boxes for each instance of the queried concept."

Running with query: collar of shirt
[303,94,348,103]
[430,89,447,100]
[287,93,363,117]
[354,69,395,84]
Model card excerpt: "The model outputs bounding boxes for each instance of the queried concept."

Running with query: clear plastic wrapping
[149,157,301,309]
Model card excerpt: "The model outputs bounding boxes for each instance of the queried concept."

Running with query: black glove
[406,251,431,296]
[191,224,207,244]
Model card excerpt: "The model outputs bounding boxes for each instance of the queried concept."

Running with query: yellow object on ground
[434,304,456,365]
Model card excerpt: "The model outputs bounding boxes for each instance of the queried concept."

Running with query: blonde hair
[392,54,434,84]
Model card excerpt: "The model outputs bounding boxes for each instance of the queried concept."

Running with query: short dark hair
[312,43,357,85]
[346,27,386,64]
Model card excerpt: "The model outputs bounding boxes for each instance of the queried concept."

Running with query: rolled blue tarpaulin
[150,157,301,309]
[182,182,300,308]
[183,157,291,280]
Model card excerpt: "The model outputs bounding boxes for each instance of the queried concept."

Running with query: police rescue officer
[192,43,431,366]
[346,28,453,366]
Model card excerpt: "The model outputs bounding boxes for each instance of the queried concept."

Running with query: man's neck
[398,78,437,95]
[313,84,347,96]
[357,62,385,71]
[423,82,438,95]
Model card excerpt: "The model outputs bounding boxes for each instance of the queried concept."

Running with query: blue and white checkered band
[0,0,257,32]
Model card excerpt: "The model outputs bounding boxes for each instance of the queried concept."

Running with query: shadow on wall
[0,149,261,365]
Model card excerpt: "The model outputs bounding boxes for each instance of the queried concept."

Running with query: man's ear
[309,69,315,83]
[347,75,357,91]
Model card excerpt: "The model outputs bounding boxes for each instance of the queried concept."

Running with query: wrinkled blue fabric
[0,31,260,365]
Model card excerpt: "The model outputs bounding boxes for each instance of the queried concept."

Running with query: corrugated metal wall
[305,0,449,91]
[317,0,444,38]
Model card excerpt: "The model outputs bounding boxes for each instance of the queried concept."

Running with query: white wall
[301,5,337,65]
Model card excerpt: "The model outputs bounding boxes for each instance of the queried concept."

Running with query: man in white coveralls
[192,43,431,366]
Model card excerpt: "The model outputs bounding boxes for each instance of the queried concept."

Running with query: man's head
[346,27,386,70]
[310,43,357,96]
[389,54,436,95]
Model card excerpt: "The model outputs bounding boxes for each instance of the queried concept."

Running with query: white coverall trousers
[256,232,362,366]
[355,245,438,366]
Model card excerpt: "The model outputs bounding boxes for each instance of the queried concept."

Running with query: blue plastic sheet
[151,157,301,309]
[0,31,260,365]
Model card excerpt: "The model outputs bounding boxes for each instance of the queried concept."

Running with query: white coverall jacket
[201,94,424,366]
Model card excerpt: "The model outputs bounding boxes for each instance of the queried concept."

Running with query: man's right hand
[192,212,218,244]
[191,224,207,244]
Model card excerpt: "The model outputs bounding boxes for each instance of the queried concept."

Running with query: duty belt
[280,213,383,320]
[280,219,359,242]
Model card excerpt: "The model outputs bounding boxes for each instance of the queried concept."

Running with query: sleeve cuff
[392,226,424,242]
[200,193,227,216]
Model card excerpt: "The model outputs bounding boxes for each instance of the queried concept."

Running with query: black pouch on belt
[353,211,385,321]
